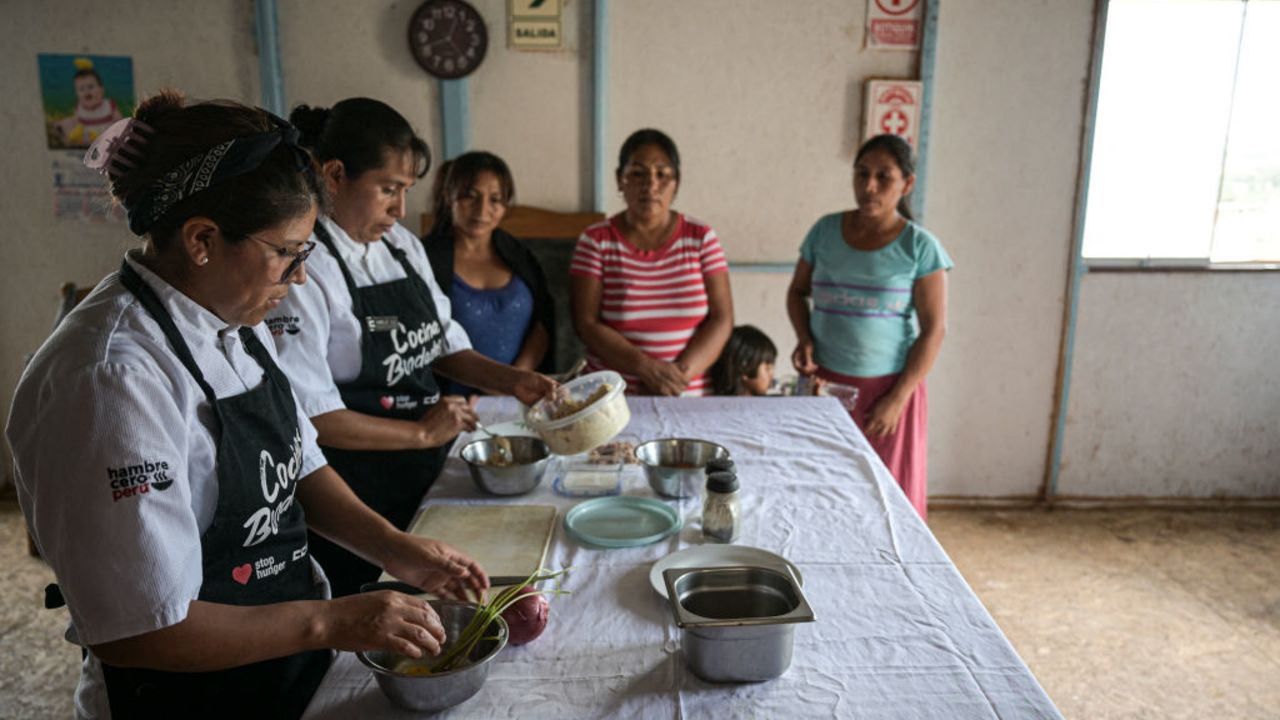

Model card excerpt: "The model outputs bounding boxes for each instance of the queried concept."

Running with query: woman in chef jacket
[270,98,556,597]
[6,92,489,719]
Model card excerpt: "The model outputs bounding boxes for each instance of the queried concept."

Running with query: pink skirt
[817,367,929,520]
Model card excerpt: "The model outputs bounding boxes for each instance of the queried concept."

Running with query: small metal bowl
[460,436,551,495]
[635,438,730,499]
[358,601,508,712]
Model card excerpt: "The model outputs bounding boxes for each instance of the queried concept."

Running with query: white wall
[0,0,261,482]
[1060,273,1280,497]
[924,0,1095,496]
[2,0,1275,499]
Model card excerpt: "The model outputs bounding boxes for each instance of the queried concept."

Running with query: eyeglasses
[246,235,316,284]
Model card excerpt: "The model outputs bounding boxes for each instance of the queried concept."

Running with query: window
[1082,0,1280,265]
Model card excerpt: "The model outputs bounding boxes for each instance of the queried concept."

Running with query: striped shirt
[570,213,729,396]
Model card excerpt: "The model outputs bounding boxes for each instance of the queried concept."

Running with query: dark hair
[855,133,916,220]
[428,151,516,238]
[110,90,321,249]
[290,98,430,180]
[711,325,778,396]
[72,68,103,86]
[616,128,681,183]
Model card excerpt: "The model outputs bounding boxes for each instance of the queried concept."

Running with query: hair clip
[84,118,154,177]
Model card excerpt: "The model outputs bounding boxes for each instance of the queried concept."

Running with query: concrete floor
[1,499,1277,718]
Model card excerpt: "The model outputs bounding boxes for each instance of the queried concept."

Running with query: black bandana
[126,114,309,236]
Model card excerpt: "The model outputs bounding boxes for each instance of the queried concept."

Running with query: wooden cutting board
[380,504,558,583]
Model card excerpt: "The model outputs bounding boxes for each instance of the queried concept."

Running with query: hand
[319,590,447,659]
[638,358,688,396]
[416,395,478,448]
[512,371,558,406]
[792,340,818,375]
[863,393,907,438]
[381,535,490,601]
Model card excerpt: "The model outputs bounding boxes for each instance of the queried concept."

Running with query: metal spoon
[474,421,513,465]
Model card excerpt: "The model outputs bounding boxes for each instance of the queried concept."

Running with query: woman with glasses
[570,128,734,396]
[7,91,488,719]
[423,151,556,396]
[269,98,556,596]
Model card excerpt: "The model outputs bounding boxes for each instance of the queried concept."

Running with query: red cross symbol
[881,110,909,135]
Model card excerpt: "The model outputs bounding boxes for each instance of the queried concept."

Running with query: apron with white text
[101,263,330,719]
[308,223,449,597]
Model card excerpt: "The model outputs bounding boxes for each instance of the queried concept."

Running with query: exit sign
[509,0,562,49]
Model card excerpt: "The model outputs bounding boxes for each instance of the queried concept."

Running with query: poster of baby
[38,54,135,149]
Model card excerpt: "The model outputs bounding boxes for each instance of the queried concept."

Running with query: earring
[199,257,209,265]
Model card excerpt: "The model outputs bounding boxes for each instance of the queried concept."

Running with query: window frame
[1078,0,1279,272]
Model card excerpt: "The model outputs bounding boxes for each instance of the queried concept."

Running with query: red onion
[501,586,549,646]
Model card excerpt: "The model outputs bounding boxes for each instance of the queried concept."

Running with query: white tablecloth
[303,397,1061,719]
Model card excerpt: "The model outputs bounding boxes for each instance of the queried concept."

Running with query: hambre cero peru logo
[265,314,301,337]
[106,459,173,502]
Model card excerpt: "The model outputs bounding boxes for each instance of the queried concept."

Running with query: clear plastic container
[525,370,631,455]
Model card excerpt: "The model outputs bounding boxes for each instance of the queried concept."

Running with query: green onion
[428,566,570,673]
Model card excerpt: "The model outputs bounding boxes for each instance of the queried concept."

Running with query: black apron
[307,223,450,597]
[98,263,330,719]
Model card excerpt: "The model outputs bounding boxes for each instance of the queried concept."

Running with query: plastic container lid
[563,496,681,548]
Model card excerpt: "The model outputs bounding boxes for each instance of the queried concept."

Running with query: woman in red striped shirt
[570,129,733,396]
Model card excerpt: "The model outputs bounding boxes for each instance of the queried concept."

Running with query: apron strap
[311,219,361,299]
[313,219,435,309]
[119,261,219,405]
[238,326,292,393]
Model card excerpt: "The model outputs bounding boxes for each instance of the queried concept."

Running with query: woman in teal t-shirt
[786,134,952,520]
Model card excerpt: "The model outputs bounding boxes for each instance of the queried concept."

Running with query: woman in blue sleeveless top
[423,151,556,397]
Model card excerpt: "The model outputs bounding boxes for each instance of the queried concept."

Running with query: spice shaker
[702,469,740,543]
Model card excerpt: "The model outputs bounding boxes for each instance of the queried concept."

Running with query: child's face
[742,361,775,396]
[75,76,104,108]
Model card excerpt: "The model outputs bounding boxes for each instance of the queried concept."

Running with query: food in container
[635,438,730,498]
[459,436,551,495]
[357,601,508,711]
[525,370,630,455]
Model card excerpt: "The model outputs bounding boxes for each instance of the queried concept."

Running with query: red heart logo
[232,564,252,585]
[379,396,395,410]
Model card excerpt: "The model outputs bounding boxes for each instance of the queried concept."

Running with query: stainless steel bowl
[358,601,509,712]
[663,565,814,683]
[460,436,551,495]
[635,438,730,498]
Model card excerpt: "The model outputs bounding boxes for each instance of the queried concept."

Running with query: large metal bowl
[460,436,551,495]
[358,601,509,712]
[635,438,730,499]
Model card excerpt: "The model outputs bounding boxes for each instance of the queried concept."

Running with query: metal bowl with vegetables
[357,569,569,711]
[358,601,508,712]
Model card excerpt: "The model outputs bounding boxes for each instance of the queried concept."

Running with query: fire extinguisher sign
[866,0,922,49]
[864,80,923,152]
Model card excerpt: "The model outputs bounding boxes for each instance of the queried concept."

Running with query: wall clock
[408,0,488,80]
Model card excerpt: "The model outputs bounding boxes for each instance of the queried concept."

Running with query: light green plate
[564,496,681,548]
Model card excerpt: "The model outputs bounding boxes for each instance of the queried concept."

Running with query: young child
[711,325,777,396]
[56,58,123,147]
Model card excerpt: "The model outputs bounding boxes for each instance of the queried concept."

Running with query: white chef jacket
[5,252,330,719]
[267,216,472,418]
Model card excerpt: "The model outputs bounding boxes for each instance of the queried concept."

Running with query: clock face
[408,0,488,80]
